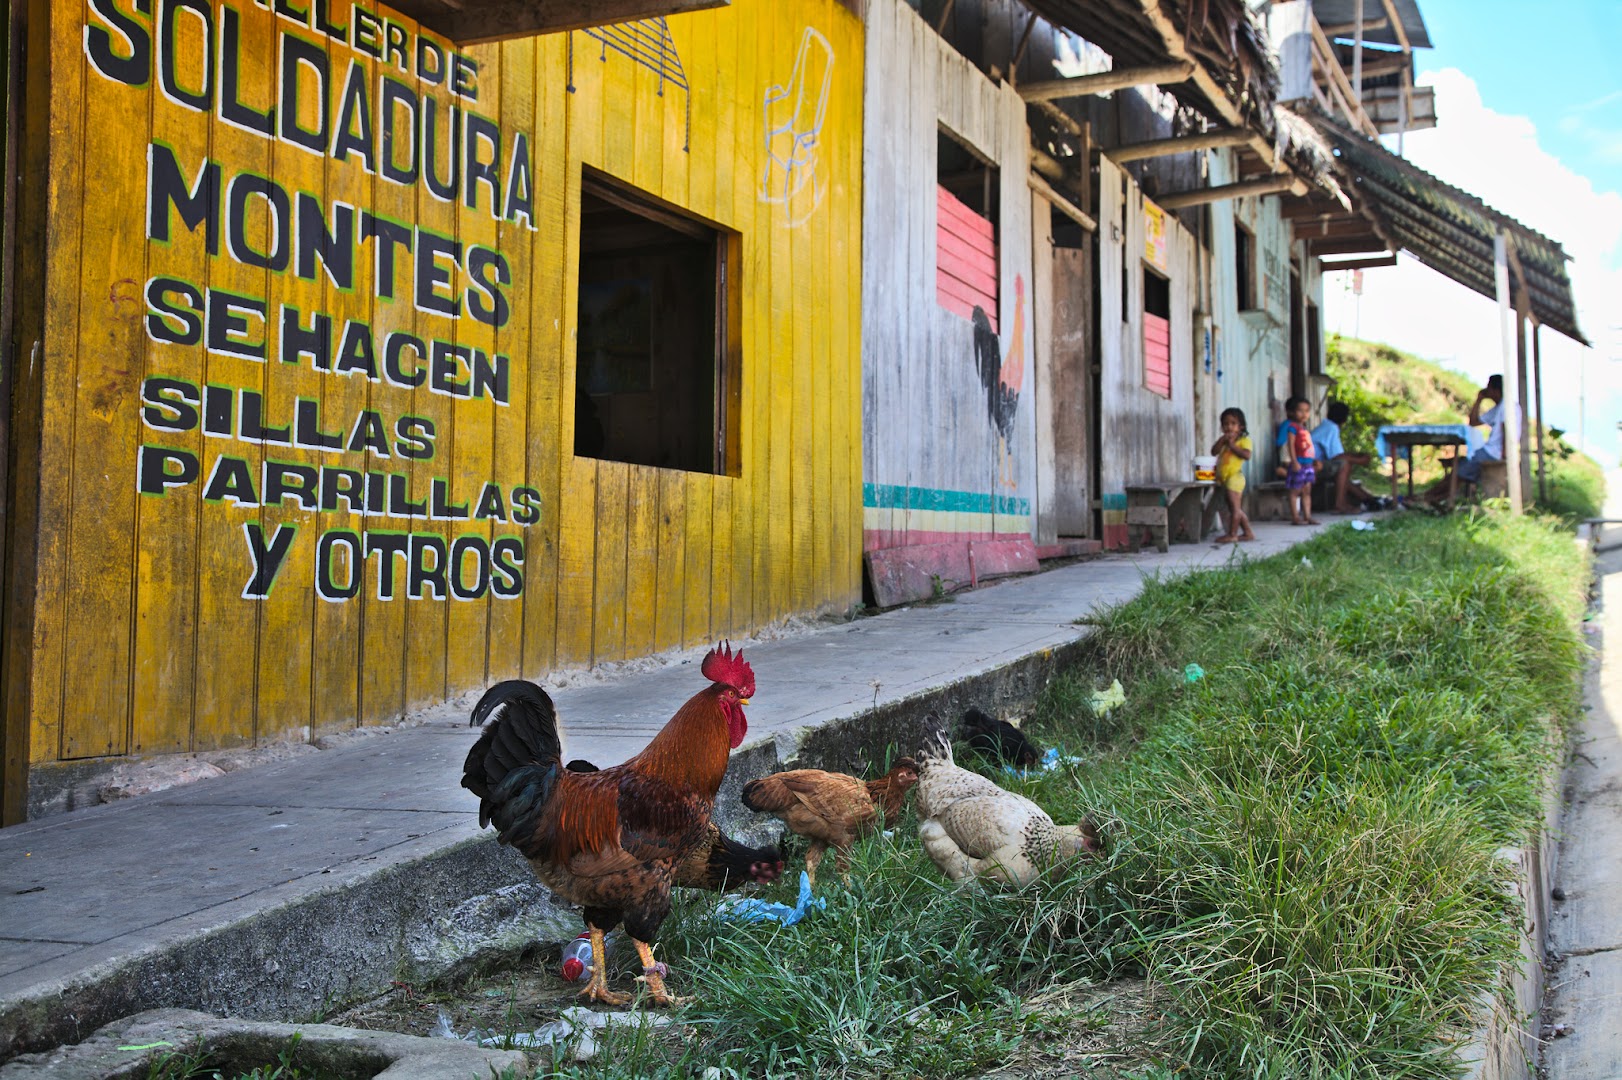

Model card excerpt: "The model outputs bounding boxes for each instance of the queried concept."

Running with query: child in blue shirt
[1276,396,1320,526]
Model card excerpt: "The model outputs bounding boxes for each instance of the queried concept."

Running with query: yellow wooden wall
[30,0,863,764]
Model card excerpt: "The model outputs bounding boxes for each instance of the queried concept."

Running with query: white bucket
[1193,455,1217,483]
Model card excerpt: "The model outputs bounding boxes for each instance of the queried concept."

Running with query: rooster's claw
[578,981,631,1007]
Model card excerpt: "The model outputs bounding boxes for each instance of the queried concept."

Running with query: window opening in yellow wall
[575,170,734,474]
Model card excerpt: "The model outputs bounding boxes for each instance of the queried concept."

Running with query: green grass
[517,512,1588,1079]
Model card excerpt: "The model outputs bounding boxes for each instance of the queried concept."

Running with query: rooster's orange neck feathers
[628,685,736,793]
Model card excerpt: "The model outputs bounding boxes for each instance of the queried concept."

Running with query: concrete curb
[1459,734,1567,1078]
[0,1008,528,1079]
[0,633,1096,1061]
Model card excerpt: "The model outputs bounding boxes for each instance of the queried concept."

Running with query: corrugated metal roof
[1311,0,1432,50]
[1312,115,1584,343]
[1020,0,1278,138]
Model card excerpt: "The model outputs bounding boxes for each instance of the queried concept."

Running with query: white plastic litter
[1300,556,1314,568]
[437,1006,673,1062]
[1351,520,1376,532]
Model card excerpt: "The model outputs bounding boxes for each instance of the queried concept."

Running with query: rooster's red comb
[701,641,755,697]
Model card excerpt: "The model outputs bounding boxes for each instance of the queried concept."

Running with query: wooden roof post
[1516,308,1532,504]
[1494,231,1524,514]
[1533,323,1547,505]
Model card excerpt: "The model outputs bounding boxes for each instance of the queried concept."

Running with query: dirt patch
[330,955,1169,1075]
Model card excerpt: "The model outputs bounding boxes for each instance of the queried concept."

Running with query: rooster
[740,759,919,887]
[914,727,1096,887]
[460,643,755,1007]
[566,759,784,892]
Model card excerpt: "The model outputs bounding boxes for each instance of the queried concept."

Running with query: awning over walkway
[1303,114,1585,344]
[1020,0,1278,140]
[391,0,726,45]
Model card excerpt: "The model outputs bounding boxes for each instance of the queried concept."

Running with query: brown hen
[741,760,919,886]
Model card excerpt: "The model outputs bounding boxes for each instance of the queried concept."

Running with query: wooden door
[1051,245,1093,537]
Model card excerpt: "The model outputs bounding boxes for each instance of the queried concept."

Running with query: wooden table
[1125,482,1216,552]
[1376,426,1468,508]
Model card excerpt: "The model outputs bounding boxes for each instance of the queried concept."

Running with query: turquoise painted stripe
[1101,493,1128,510]
[863,482,1030,517]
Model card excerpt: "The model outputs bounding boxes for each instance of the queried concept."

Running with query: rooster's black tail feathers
[460,681,563,831]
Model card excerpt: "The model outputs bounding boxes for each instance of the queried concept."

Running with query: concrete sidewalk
[1541,506,1622,1076]
[0,519,1331,1058]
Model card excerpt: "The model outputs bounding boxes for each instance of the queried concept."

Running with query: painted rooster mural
[971,275,1027,488]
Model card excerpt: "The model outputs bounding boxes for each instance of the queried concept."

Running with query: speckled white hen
[913,729,1060,886]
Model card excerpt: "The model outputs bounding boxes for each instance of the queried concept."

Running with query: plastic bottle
[560,933,593,983]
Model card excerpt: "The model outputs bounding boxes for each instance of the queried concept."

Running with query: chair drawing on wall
[761,27,834,226]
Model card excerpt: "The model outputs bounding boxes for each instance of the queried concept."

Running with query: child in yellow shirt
[1212,407,1255,543]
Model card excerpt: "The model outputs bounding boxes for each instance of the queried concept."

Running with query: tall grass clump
[539,511,1587,1080]
[1028,510,1588,1076]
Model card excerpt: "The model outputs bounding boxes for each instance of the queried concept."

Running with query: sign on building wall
[87,0,538,605]
[1144,198,1169,272]
[32,0,865,764]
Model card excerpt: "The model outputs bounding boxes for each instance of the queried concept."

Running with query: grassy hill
[1325,335,1606,520]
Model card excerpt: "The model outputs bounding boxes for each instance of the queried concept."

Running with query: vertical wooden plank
[129,0,209,754]
[520,34,568,679]
[444,44,502,694]
[356,35,417,726]
[806,30,834,612]
[488,38,537,683]
[401,21,459,708]
[624,464,660,656]
[307,25,373,734]
[189,2,270,750]
[254,20,326,747]
[31,0,84,762]
[682,473,712,644]
[592,461,629,660]
[842,9,866,605]
[555,460,598,665]
[633,20,668,209]
[653,470,686,652]
[552,28,605,669]
[755,4,788,619]
[719,4,753,644]
[59,0,155,757]
[708,478,733,637]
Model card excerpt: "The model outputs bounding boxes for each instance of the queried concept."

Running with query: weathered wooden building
[858,0,1332,577]
[859,0,1042,589]
[0,0,866,820]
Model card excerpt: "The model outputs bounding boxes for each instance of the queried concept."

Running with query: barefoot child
[1212,408,1255,543]
[1277,396,1321,526]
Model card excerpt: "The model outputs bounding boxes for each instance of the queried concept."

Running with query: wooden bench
[1125,482,1216,553]
[1251,480,1291,522]
[1471,460,1508,500]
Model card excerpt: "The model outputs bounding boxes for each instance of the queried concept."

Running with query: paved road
[1542,483,1622,1078]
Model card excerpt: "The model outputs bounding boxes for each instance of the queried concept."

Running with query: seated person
[1427,375,1508,503]
[1312,401,1380,513]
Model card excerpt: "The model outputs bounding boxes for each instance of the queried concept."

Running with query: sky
[1319,1,1622,474]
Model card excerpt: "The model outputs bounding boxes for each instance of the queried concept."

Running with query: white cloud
[1324,68,1622,470]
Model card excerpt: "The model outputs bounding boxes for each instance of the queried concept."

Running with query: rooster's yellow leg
[577,925,631,1007]
[632,939,689,1007]
[804,841,827,889]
